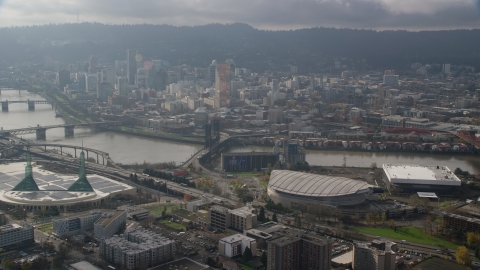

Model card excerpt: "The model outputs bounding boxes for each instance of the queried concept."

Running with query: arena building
[382,164,461,193]
[267,170,373,211]
[0,152,135,211]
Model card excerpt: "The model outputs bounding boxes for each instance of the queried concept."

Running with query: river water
[2,90,480,173]
[225,143,480,174]
[0,90,202,164]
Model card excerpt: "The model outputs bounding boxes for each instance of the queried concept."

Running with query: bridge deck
[0,122,120,134]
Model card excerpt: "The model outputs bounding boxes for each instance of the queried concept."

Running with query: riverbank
[105,126,205,145]
[240,141,478,155]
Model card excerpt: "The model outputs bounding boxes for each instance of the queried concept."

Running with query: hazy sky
[0,0,480,30]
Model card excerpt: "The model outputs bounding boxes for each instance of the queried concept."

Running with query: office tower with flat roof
[127,49,137,85]
[215,63,231,108]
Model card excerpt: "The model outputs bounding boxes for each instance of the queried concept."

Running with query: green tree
[272,213,278,222]
[475,245,480,259]
[21,262,33,270]
[259,207,266,223]
[242,247,253,262]
[1,259,14,270]
[261,251,267,266]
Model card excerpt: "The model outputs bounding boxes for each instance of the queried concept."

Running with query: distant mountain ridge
[0,22,479,72]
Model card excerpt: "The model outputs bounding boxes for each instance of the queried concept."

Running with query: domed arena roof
[268,170,371,197]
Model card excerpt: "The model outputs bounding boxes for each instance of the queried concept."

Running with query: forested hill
[0,23,479,72]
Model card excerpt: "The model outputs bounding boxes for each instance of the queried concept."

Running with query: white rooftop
[383,164,461,186]
[219,233,255,244]
[417,192,438,199]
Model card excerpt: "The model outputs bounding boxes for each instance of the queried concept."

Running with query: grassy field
[38,223,53,234]
[160,220,186,230]
[259,182,268,188]
[230,172,262,177]
[144,203,179,215]
[354,226,459,249]
[239,263,254,270]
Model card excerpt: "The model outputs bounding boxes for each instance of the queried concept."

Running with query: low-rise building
[218,234,256,258]
[128,208,149,221]
[94,209,127,240]
[210,205,230,232]
[442,212,480,233]
[229,205,257,232]
[53,211,103,237]
[186,199,210,213]
[0,223,34,248]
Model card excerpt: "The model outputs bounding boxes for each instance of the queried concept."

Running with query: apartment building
[94,209,127,240]
[442,212,480,233]
[267,234,331,270]
[101,226,175,270]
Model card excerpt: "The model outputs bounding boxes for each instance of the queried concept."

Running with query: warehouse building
[383,164,461,193]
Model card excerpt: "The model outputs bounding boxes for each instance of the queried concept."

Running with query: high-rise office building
[443,63,451,75]
[230,80,246,98]
[116,77,129,96]
[57,69,71,90]
[214,63,231,108]
[126,49,137,85]
[88,56,98,74]
[208,60,217,85]
[101,69,116,86]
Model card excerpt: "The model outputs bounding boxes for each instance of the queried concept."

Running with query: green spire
[12,152,40,191]
[67,151,94,192]
[79,151,86,179]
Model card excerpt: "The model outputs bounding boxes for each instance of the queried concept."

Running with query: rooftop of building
[0,223,24,232]
[442,212,480,224]
[229,205,256,217]
[70,261,102,270]
[103,227,175,254]
[268,170,372,197]
[94,209,126,228]
[210,205,229,214]
[383,164,461,183]
[154,257,209,270]
[268,234,301,247]
[219,234,255,244]
[0,162,135,206]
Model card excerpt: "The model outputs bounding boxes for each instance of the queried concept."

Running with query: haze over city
[1,0,480,30]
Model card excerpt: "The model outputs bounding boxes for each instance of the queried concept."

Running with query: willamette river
[2,90,480,173]
[0,90,202,165]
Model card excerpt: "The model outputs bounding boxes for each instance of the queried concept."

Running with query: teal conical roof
[12,152,40,191]
[67,151,94,192]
